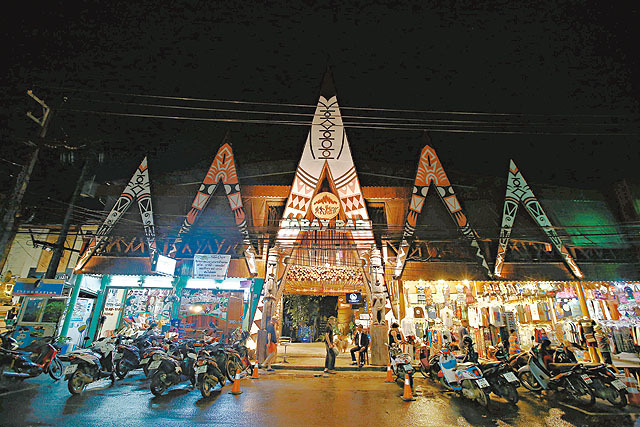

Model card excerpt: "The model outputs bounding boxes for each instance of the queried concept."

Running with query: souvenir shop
[398,280,640,364]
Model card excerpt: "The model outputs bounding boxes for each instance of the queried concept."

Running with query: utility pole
[44,157,91,278]
[0,91,51,272]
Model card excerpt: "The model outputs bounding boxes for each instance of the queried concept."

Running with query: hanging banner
[193,254,231,280]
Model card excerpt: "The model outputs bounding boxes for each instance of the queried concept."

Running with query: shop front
[396,279,640,367]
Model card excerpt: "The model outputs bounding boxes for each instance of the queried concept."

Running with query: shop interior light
[462,279,469,286]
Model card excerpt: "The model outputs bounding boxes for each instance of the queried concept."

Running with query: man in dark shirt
[350,324,370,367]
[324,316,337,374]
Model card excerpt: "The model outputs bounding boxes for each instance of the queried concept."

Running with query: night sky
[3,1,640,210]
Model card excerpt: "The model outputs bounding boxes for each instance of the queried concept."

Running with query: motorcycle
[62,336,117,395]
[479,343,520,404]
[517,343,595,406]
[417,344,441,379]
[387,343,415,388]
[194,346,227,398]
[438,344,491,408]
[581,364,628,408]
[0,330,63,381]
[149,341,197,396]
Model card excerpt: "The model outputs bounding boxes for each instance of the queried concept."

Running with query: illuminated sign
[346,292,362,304]
[280,218,371,231]
[310,192,340,220]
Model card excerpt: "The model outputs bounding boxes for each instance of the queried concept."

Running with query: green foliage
[284,295,322,327]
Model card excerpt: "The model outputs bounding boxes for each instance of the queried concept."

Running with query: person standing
[262,318,278,372]
[458,319,469,345]
[324,316,337,374]
[350,324,369,367]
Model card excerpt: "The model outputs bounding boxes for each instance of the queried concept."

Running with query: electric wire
[57,108,640,136]
[42,85,640,119]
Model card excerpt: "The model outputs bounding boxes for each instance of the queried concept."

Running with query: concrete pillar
[370,323,389,366]
[59,274,83,340]
[85,275,111,345]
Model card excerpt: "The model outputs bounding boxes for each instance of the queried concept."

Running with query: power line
[57,108,640,136]
[65,96,638,128]
[43,85,640,119]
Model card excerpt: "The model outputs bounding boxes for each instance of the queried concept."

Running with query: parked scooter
[517,341,595,406]
[149,341,197,396]
[62,336,117,394]
[581,364,628,408]
[417,344,442,379]
[387,343,415,388]
[479,342,520,404]
[0,329,63,381]
[194,346,227,398]
[438,344,491,408]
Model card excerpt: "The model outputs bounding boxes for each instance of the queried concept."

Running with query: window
[20,297,66,324]
[41,299,66,323]
[21,298,45,323]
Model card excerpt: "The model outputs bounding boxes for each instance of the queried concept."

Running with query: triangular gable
[75,157,156,271]
[169,137,257,275]
[276,71,374,251]
[394,140,491,278]
[494,160,583,278]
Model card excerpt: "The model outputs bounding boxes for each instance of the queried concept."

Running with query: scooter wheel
[67,370,87,395]
[115,359,130,380]
[502,381,519,405]
[606,387,628,409]
[48,357,63,381]
[150,372,167,397]
[518,370,543,392]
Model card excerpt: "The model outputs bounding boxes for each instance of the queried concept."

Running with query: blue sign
[12,279,65,296]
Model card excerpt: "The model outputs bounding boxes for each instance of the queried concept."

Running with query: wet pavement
[1,369,639,426]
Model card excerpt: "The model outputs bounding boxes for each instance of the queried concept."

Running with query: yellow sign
[310,192,340,219]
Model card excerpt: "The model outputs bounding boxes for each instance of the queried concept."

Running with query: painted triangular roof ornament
[75,157,156,271]
[393,134,492,278]
[494,159,583,278]
[168,132,257,275]
[276,71,374,251]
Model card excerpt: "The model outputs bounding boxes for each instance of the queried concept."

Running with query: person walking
[262,318,278,371]
[324,316,337,374]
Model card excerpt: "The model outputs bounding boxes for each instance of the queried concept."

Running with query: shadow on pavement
[149,386,193,406]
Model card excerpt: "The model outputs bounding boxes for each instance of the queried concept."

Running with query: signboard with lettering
[12,279,65,296]
[193,254,231,280]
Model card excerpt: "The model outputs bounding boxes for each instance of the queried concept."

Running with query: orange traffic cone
[401,374,415,401]
[250,364,260,379]
[229,369,243,395]
[385,365,394,383]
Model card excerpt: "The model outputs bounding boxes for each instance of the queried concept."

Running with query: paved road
[0,370,638,426]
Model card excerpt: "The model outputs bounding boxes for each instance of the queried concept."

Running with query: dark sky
[3,1,640,208]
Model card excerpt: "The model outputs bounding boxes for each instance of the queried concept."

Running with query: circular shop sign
[310,192,340,220]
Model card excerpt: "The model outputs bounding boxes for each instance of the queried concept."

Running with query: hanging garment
[569,299,583,318]
[554,301,564,320]
[530,303,540,322]
[516,305,525,323]
[440,307,454,328]
[524,304,533,323]
[481,307,490,327]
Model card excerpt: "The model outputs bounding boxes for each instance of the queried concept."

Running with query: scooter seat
[548,363,580,372]
[457,362,476,368]
[479,361,502,369]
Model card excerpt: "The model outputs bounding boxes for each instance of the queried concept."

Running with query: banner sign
[175,288,244,340]
[193,254,231,280]
[12,279,64,296]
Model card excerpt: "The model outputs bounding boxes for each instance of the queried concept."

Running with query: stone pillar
[369,248,389,366]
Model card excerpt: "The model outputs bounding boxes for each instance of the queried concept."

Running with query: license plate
[476,378,490,388]
[64,364,78,375]
[195,365,208,375]
[503,371,518,383]
[611,379,627,390]
[140,358,149,365]
[581,374,593,384]
[148,360,162,370]
[113,353,123,360]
